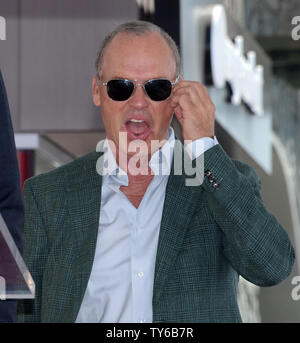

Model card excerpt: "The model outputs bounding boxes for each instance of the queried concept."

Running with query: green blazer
[18,143,295,323]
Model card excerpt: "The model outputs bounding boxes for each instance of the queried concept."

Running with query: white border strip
[14,133,39,150]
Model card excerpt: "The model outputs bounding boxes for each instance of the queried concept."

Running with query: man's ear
[92,75,101,106]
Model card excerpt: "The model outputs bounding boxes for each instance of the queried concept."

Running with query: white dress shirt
[76,127,218,323]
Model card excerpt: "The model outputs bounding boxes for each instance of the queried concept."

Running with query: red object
[17,150,34,191]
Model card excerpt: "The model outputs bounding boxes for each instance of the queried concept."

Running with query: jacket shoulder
[24,150,100,193]
[232,159,261,191]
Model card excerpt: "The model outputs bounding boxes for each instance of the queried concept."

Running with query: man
[0,70,24,322]
[18,21,294,323]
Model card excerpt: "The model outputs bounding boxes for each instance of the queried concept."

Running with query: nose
[128,84,149,109]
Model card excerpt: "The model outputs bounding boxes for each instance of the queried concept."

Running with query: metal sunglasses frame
[97,74,180,100]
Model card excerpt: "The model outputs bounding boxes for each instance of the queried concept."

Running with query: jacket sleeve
[200,143,295,287]
[17,180,48,323]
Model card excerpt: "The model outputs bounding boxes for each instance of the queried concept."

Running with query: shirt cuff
[185,136,219,160]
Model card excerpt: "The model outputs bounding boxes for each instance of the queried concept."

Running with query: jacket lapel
[64,151,103,322]
[153,140,203,304]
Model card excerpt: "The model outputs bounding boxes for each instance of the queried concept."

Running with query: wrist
[183,133,215,143]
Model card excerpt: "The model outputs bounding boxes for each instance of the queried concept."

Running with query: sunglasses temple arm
[97,73,107,86]
[172,75,180,85]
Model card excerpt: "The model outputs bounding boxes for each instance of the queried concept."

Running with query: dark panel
[153,0,180,48]
[139,0,180,48]
[0,1,20,130]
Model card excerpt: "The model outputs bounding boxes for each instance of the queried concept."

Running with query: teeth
[129,119,144,123]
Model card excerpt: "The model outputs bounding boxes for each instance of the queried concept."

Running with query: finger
[173,106,184,121]
[176,85,216,116]
[194,84,215,110]
[172,80,204,93]
[174,81,209,100]
[172,82,209,103]
[170,92,193,106]
[171,90,206,111]
[171,87,200,105]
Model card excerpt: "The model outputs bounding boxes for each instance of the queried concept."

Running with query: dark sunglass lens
[107,80,134,101]
[145,80,172,101]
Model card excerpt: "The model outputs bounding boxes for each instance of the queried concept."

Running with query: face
[92,32,177,160]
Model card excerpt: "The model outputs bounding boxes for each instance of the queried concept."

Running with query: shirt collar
[102,127,175,187]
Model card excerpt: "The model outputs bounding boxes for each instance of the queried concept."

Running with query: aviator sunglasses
[98,74,180,102]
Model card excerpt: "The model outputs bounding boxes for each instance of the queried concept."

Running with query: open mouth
[124,118,151,140]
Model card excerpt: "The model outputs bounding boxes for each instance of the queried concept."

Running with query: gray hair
[95,20,181,76]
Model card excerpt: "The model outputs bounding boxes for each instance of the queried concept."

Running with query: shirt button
[138,272,144,278]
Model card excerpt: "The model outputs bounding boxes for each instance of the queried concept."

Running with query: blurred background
[0,0,300,322]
